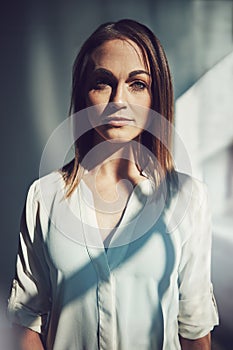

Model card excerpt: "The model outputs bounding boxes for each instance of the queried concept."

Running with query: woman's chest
[45,218,180,282]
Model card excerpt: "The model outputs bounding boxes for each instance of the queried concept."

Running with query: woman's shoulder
[169,170,208,207]
[27,171,66,203]
[163,171,210,236]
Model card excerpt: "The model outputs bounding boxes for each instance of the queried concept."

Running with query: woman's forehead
[90,39,149,71]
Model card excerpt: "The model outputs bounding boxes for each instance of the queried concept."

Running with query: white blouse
[8,171,218,350]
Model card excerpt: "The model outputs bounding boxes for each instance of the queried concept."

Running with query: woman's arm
[177,181,218,341]
[8,181,51,345]
[179,333,210,350]
[13,325,45,350]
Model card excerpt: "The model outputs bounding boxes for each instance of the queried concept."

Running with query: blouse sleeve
[178,183,219,339]
[7,181,51,334]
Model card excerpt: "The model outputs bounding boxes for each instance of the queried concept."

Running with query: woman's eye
[130,81,147,91]
[93,80,111,90]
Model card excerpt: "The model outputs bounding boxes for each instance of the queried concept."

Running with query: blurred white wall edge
[174,51,233,334]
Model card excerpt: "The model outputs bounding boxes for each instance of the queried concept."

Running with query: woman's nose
[110,84,127,108]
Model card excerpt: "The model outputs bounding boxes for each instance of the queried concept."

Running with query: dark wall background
[1,0,232,348]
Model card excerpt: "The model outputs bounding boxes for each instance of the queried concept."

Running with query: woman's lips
[103,116,134,127]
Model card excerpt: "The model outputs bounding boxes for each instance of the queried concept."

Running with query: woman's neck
[82,139,142,182]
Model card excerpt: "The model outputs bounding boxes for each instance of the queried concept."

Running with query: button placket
[97,275,116,350]
[79,184,117,349]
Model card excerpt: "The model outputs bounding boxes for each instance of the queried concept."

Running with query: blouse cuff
[178,285,219,339]
[7,279,46,334]
[8,304,44,333]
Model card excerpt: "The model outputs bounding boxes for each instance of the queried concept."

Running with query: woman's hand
[13,325,45,350]
[179,333,211,350]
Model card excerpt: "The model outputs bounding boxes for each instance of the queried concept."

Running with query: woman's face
[86,39,152,143]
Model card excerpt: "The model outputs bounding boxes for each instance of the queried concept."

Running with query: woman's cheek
[86,102,106,128]
[87,92,98,106]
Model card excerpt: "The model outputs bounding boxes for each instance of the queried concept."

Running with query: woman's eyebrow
[93,68,114,77]
[128,70,151,78]
[93,68,150,78]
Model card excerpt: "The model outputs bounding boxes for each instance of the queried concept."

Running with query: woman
[8,19,218,349]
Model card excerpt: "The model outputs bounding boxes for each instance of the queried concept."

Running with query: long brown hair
[62,19,175,196]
